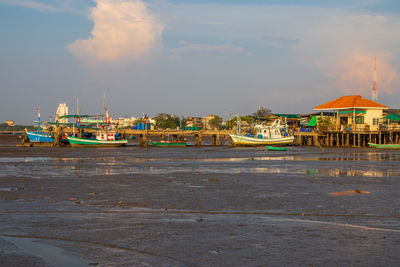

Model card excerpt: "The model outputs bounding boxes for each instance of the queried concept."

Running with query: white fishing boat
[229,119,294,146]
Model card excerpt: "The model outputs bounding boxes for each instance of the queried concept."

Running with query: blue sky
[1,0,400,124]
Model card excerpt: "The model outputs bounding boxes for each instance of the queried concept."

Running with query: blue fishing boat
[26,108,54,143]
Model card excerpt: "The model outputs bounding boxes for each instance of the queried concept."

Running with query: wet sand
[0,134,400,266]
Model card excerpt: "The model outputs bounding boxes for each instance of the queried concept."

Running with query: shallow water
[1,147,400,178]
[2,236,88,267]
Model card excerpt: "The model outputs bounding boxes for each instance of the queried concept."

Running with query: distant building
[55,103,68,123]
[314,95,389,131]
[266,114,301,127]
[185,117,204,129]
[5,120,14,126]
[112,116,137,128]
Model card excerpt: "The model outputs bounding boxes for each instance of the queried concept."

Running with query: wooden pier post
[195,133,202,146]
[211,135,216,146]
[336,133,339,147]
[139,134,148,147]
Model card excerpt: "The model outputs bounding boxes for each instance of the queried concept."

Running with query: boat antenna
[76,95,80,116]
[103,90,110,123]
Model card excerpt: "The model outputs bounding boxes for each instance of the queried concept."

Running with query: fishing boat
[26,108,54,143]
[148,133,187,147]
[266,146,287,151]
[66,107,127,147]
[148,140,187,147]
[229,119,294,146]
[67,130,127,147]
[368,143,400,149]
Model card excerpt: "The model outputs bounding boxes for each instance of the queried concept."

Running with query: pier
[7,128,400,148]
[122,129,232,147]
[58,128,233,147]
[294,130,400,147]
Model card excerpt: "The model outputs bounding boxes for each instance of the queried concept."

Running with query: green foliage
[252,107,272,118]
[0,123,34,131]
[317,117,333,130]
[134,118,146,124]
[154,113,180,129]
[208,116,223,129]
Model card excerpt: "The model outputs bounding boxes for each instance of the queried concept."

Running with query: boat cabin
[254,120,285,139]
[96,131,116,141]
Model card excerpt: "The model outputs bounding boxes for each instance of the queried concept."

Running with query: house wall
[336,109,383,131]
[365,109,383,131]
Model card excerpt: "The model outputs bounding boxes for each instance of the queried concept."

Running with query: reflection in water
[0,149,399,178]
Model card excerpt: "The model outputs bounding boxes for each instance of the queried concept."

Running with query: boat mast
[236,116,241,135]
[37,107,41,133]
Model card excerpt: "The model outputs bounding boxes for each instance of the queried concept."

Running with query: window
[355,116,364,124]
[373,118,379,125]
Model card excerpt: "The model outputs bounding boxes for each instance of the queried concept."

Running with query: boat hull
[229,134,294,146]
[26,131,54,143]
[67,136,127,147]
[368,143,400,149]
[266,146,288,151]
[148,141,187,147]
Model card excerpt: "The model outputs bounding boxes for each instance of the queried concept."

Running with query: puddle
[0,187,24,192]
[2,236,89,267]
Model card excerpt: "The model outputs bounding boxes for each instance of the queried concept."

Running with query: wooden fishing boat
[368,143,400,149]
[26,107,54,143]
[229,119,294,146]
[67,130,127,147]
[266,146,287,151]
[148,140,187,147]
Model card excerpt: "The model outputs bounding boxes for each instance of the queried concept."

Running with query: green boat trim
[368,143,400,149]
[148,140,187,147]
[67,136,127,147]
[266,146,287,151]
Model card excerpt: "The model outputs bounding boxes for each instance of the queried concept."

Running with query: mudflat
[1,136,399,266]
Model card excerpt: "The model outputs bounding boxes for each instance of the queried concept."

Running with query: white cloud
[67,0,164,63]
[325,52,398,95]
[298,12,400,96]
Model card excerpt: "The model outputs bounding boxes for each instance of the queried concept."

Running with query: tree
[154,113,180,129]
[252,107,272,118]
[208,116,223,130]
[317,117,333,131]
[226,116,255,130]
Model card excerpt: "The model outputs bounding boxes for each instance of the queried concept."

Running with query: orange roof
[314,95,388,110]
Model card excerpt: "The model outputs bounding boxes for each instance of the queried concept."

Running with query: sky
[1,0,400,124]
